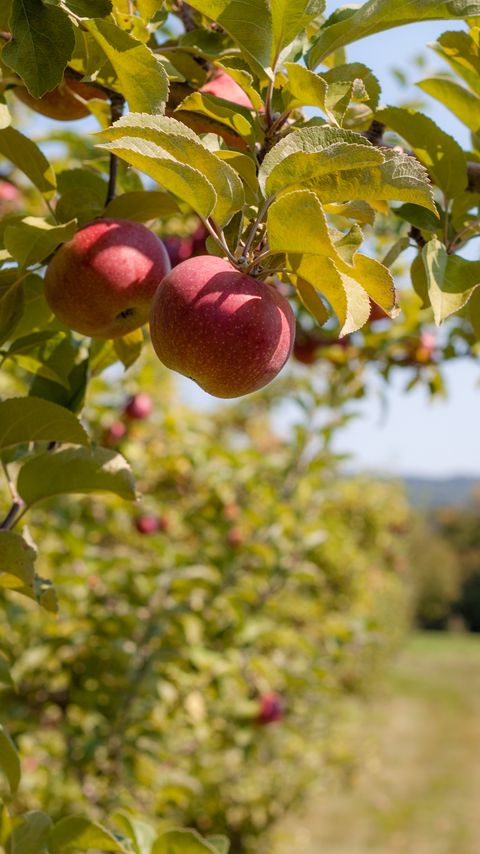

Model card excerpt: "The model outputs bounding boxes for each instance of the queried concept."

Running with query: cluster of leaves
[0,362,411,853]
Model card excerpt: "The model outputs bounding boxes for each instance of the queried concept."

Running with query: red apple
[44,219,170,339]
[257,692,284,725]
[164,235,194,268]
[227,527,243,547]
[0,180,20,202]
[124,392,153,420]
[14,77,108,121]
[149,256,295,398]
[293,338,318,365]
[369,302,389,323]
[135,515,161,535]
[200,68,254,110]
[102,420,127,447]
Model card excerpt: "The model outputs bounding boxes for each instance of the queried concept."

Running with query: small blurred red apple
[164,235,194,268]
[102,420,127,447]
[135,515,161,535]
[124,392,153,420]
[227,527,243,547]
[257,692,284,725]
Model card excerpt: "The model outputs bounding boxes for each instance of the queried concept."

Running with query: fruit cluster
[44,218,295,400]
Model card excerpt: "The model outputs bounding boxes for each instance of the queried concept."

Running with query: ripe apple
[293,336,318,365]
[135,515,160,535]
[124,392,153,420]
[13,78,108,121]
[414,330,437,364]
[369,302,389,324]
[102,420,127,447]
[149,256,295,398]
[200,68,254,110]
[257,692,284,725]
[164,223,208,268]
[227,527,243,547]
[44,219,170,339]
[164,235,194,269]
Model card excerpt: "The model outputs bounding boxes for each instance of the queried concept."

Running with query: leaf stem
[201,217,237,265]
[242,197,274,260]
[0,461,24,531]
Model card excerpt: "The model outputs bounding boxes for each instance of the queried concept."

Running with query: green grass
[273,632,480,854]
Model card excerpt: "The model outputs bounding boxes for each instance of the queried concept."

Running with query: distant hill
[403,477,480,508]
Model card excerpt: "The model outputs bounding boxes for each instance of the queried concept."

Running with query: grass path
[274,633,480,854]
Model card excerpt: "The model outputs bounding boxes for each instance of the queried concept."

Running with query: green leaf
[259,126,381,195]
[283,64,330,116]
[0,397,89,451]
[394,203,441,233]
[17,446,136,509]
[377,106,467,198]
[411,251,429,307]
[295,276,329,325]
[206,838,230,854]
[308,0,480,68]
[187,0,273,78]
[16,574,58,613]
[270,0,325,65]
[175,92,255,142]
[417,76,480,133]
[0,128,56,199]
[105,191,179,222]
[267,189,397,333]
[285,62,380,125]
[0,726,20,795]
[85,18,169,114]
[260,126,437,213]
[49,816,127,853]
[113,813,157,854]
[0,268,23,346]
[98,114,244,225]
[0,653,14,688]
[114,327,144,369]
[4,218,76,268]
[423,237,480,323]
[2,0,75,98]
[153,829,220,854]
[98,137,216,219]
[63,0,113,17]
[8,811,52,854]
[0,531,36,590]
[430,29,480,96]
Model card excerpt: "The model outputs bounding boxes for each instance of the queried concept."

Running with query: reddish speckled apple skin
[200,69,254,110]
[149,256,295,399]
[15,78,108,121]
[44,219,171,339]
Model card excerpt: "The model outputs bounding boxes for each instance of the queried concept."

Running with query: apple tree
[1,0,480,850]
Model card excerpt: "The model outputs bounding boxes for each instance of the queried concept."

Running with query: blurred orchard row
[0,356,414,853]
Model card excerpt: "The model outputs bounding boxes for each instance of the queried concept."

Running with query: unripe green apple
[149,256,295,398]
[44,219,170,339]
